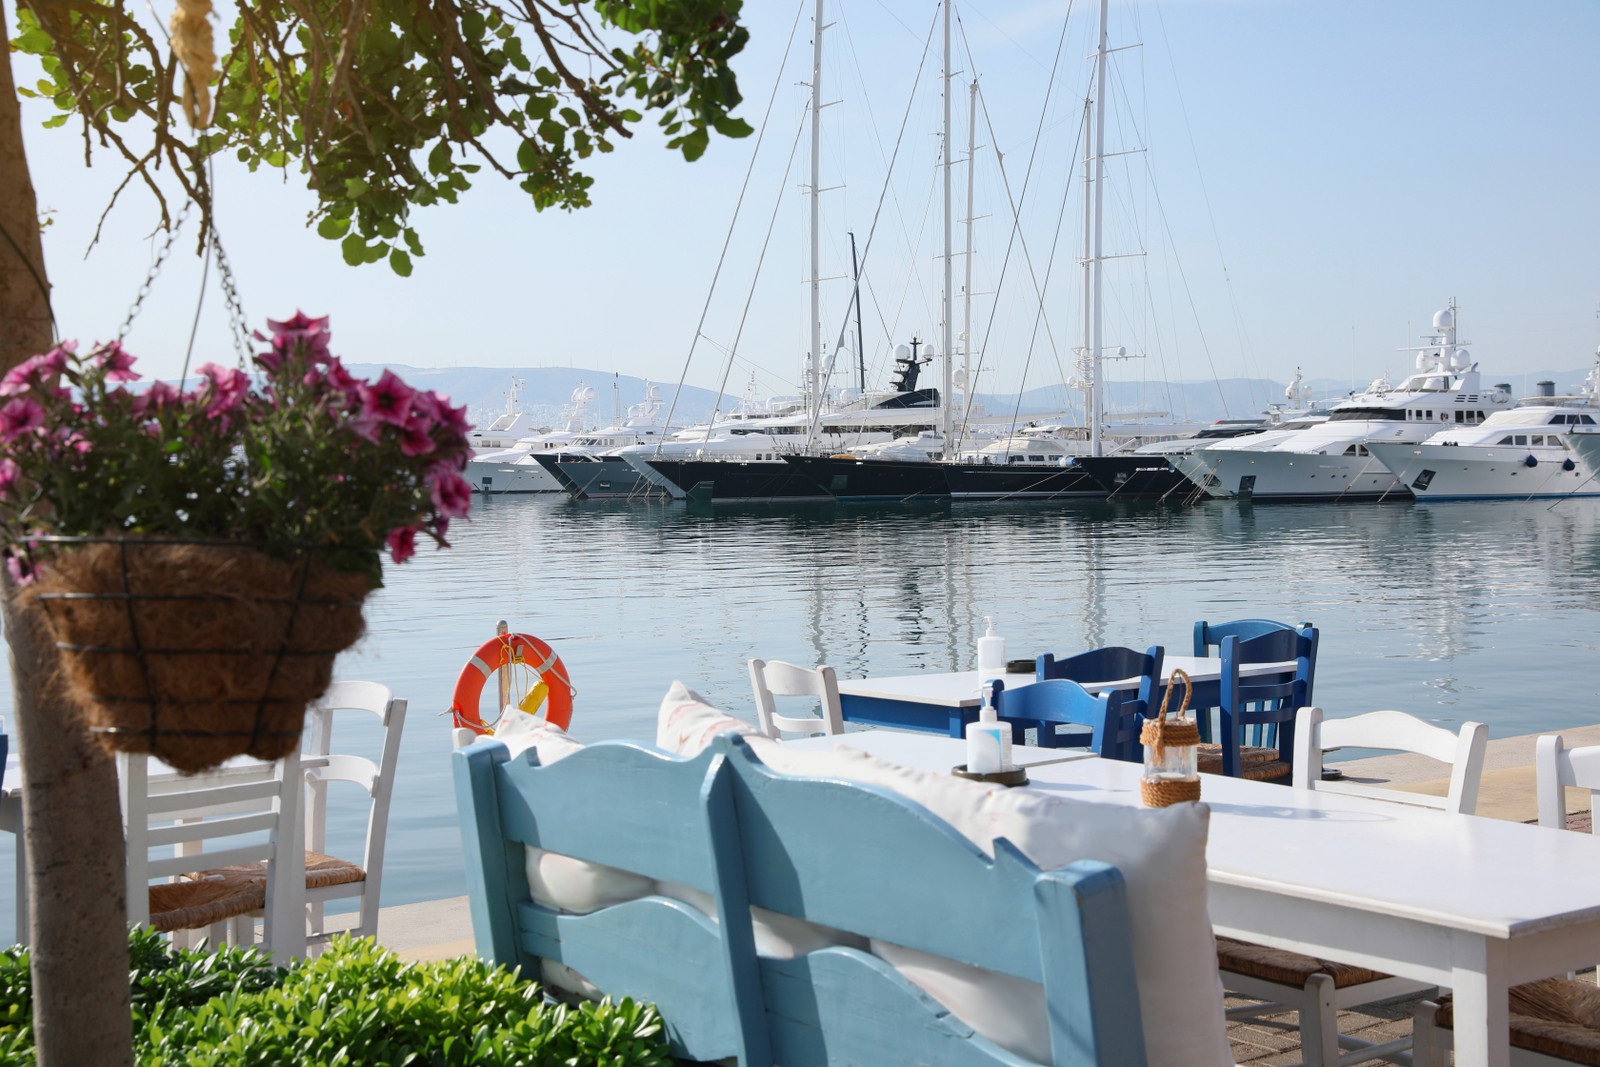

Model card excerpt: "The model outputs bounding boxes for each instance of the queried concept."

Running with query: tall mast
[940,0,954,452]
[809,0,825,422]
[849,230,865,393]
[1090,0,1109,457]
[961,77,977,444]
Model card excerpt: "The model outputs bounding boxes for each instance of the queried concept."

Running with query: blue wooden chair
[1191,619,1315,744]
[991,678,1144,762]
[1199,627,1319,783]
[453,734,1149,1066]
[1031,645,1162,753]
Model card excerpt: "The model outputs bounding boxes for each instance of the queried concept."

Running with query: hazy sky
[14,0,1600,406]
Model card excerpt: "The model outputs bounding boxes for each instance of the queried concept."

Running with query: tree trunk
[2,9,134,1065]
[1,590,133,1065]
[0,0,54,369]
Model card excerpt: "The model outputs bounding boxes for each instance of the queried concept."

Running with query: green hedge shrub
[0,929,674,1066]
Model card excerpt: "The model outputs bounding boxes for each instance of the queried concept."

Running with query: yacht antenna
[808,0,825,424]
[940,0,954,452]
[849,230,865,393]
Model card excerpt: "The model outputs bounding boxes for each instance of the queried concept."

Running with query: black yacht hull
[943,461,1104,501]
[532,454,665,499]
[645,459,833,501]
[1071,456,1203,502]
[782,456,951,501]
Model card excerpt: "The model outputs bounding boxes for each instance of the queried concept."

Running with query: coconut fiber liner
[21,540,370,772]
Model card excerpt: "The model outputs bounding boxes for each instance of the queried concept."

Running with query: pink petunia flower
[4,552,36,587]
[429,471,473,519]
[358,370,416,427]
[0,397,46,441]
[0,346,71,397]
[132,380,181,417]
[386,525,417,564]
[398,423,437,457]
[197,363,251,422]
[91,341,141,382]
[0,458,19,499]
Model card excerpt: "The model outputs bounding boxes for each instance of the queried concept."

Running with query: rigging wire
[655,0,806,441]
[955,3,1083,447]
[803,6,940,447]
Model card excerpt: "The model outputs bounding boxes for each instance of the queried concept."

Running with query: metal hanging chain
[116,200,193,343]
[208,227,253,367]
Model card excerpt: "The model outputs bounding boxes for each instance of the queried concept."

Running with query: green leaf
[713,115,753,139]
[340,232,366,266]
[678,127,710,163]
[427,141,452,177]
[344,177,369,199]
[388,249,413,277]
[533,67,559,88]
[317,215,351,240]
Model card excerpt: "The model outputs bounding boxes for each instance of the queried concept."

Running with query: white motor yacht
[468,383,673,494]
[1366,350,1600,500]
[466,377,547,455]
[1181,304,1513,501]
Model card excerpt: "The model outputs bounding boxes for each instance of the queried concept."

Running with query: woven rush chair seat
[207,850,367,892]
[148,877,266,933]
[1431,977,1600,1066]
[1215,936,1390,990]
[1198,743,1289,781]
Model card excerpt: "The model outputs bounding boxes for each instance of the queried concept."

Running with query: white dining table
[785,732,1600,1067]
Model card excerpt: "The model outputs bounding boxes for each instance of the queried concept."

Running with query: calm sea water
[2,493,1599,943]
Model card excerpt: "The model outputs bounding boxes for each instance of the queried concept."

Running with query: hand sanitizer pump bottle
[977,616,1006,676]
[965,683,1013,774]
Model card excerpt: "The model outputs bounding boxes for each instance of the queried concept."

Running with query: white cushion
[656,680,766,752]
[495,717,656,915]
[662,702,1230,1067]
[654,881,868,960]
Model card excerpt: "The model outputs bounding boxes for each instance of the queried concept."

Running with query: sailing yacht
[1178,305,1514,501]
[1366,349,1600,500]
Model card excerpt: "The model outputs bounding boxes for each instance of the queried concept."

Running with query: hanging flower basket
[20,538,370,772]
[0,312,475,771]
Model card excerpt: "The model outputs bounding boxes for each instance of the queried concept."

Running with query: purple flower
[430,471,473,519]
[386,525,417,564]
[359,370,416,427]
[0,397,45,441]
[0,458,19,499]
[419,391,471,438]
[91,341,140,382]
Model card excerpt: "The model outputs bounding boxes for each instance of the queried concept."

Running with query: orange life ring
[451,632,574,735]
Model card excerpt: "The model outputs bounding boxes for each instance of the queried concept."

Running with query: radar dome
[893,343,912,361]
[1450,349,1469,369]
[574,386,597,404]
[1432,307,1454,331]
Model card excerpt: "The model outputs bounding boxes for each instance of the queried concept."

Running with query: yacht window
[1532,436,1546,447]
[1581,415,1598,425]
[1498,435,1515,445]
[1514,435,1528,446]
[1454,410,1465,423]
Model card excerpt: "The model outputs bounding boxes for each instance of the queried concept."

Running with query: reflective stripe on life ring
[451,632,574,735]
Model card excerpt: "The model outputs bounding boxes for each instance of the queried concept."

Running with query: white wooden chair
[1413,734,1600,1066]
[121,747,305,963]
[220,682,407,952]
[747,658,845,739]
[1217,706,1487,1067]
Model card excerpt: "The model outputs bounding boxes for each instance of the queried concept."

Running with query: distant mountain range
[349,363,1598,432]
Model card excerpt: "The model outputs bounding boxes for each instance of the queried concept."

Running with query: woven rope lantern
[1140,667,1202,807]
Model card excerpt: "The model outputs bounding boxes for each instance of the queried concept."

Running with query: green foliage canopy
[11,0,750,273]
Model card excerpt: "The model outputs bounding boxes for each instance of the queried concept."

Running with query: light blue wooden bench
[453,733,1148,1066]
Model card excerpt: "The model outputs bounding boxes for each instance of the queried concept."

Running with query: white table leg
[1450,935,1510,1067]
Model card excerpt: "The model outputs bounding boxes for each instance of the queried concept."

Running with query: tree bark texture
[3,10,133,1064]
[0,0,55,369]
[1,588,133,1066]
